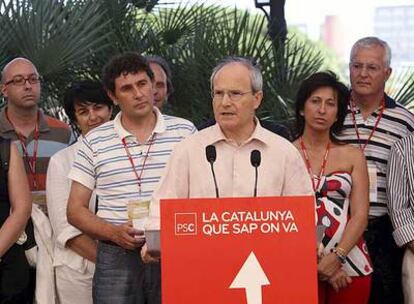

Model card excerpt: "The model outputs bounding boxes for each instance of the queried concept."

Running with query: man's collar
[384,93,396,108]
[349,92,396,110]
[208,118,268,146]
[0,107,49,133]
[114,107,166,140]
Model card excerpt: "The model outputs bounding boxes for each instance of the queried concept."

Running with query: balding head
[1,58,39,83]
[1,57,41,110]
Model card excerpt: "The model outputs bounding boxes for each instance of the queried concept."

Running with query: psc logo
[175,213,197,235]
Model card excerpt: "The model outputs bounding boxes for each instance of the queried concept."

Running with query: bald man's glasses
[212,90,253,102]
[4,74,40,86]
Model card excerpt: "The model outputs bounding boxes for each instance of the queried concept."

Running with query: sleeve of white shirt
[146,141,190,230]
[387,139,414,247]
[68,136,96,190]
[46,153,83,249]
[282,146,314,196]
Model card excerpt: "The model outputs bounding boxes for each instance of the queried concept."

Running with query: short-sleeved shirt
[0,107,72,191]
[69,107,196,225]
[147,121,314,229]
[336,94,414,217]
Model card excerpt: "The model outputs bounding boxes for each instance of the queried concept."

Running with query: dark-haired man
[67,53,196,303]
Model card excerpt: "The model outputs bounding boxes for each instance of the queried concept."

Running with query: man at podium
[145,57,313,238]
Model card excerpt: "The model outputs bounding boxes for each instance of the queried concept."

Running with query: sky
[178,0,414,65]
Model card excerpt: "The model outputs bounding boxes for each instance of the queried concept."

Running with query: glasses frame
[4,74,41,87]
[211,90,254,102]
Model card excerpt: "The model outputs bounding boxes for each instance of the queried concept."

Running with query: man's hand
[140,243,160,264]
[328,269,352,292]
[111,222,145,250]
[318,252,341,281]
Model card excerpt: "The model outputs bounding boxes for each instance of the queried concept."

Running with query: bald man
[0,58,72,302]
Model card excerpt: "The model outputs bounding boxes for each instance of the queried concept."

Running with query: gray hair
[350,37,392,68]
[210,57,263,92]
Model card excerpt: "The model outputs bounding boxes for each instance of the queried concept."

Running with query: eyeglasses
[211,90,253,102]
[4,74,41,86]
[349,62,384,74]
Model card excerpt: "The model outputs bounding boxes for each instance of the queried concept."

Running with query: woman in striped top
[293,72,372,304]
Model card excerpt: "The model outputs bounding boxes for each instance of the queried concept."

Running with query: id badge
[32,190,47,214]
[127,200,150,230]
[367,163,378,203]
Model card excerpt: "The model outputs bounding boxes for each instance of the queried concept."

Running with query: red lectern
[160,196,317,304]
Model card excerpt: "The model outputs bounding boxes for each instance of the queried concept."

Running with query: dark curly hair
[63,80,113,134]
[294,71,349,142]
[102,52,154,94]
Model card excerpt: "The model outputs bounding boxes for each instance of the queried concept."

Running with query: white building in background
[375,5,414,68]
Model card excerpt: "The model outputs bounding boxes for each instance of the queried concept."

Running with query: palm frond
[386,67,414,110]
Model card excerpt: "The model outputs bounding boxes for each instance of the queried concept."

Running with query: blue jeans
[93,242,161,304]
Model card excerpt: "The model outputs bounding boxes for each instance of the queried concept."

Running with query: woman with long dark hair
[293,72,372,303]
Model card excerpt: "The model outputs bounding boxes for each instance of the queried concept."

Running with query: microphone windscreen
[250,150,261,167]
[205,145,217,163]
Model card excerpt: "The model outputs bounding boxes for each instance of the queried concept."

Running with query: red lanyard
[5,110,40,190]
[122,134,156,194]
[299,137,330,192]
[350,98,385,152]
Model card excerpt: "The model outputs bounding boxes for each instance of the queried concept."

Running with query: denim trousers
[93,242,161,304]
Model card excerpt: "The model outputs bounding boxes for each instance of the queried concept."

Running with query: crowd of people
[0,35,413,304]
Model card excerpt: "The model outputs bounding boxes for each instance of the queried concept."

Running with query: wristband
[332,248,347,264]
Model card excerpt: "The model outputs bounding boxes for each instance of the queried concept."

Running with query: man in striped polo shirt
[67,52,196,304]
[0,57,72,302]
[336,37,414,303]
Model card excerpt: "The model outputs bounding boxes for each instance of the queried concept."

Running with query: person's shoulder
[44,115,70,129]
[333,143,365,165]
[49,143,74,163]
[392,133,414,150]
[392,101,414,115]
[162,114,196,130]
[261,127,296,151]
[85,120,115,139]
[43,115,73,143]
[338,143,362,156]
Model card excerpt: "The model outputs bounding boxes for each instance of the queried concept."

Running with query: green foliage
[0,0,110,115]
[386,67,414,110]
[0,0,329,125]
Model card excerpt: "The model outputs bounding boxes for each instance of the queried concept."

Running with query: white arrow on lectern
[229,251,270,304]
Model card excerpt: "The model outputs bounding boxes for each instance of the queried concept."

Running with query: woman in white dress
[46,81,112,304]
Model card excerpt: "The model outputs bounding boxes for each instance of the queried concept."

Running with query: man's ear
[0,84,7,98]
[106,89,118,106]
[385,67,392,82]
[253,90,263,110]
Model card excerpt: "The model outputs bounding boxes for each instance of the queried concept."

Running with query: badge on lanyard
[127,200,150,230]
[367,163,378,203]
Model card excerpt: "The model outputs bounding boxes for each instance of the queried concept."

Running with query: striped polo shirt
[69,107,196,225]
[0,108,73,191]
[336,94,414,217]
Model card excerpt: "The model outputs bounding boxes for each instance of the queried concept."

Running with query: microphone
[250,150,261,197]
[205,145,219,198]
